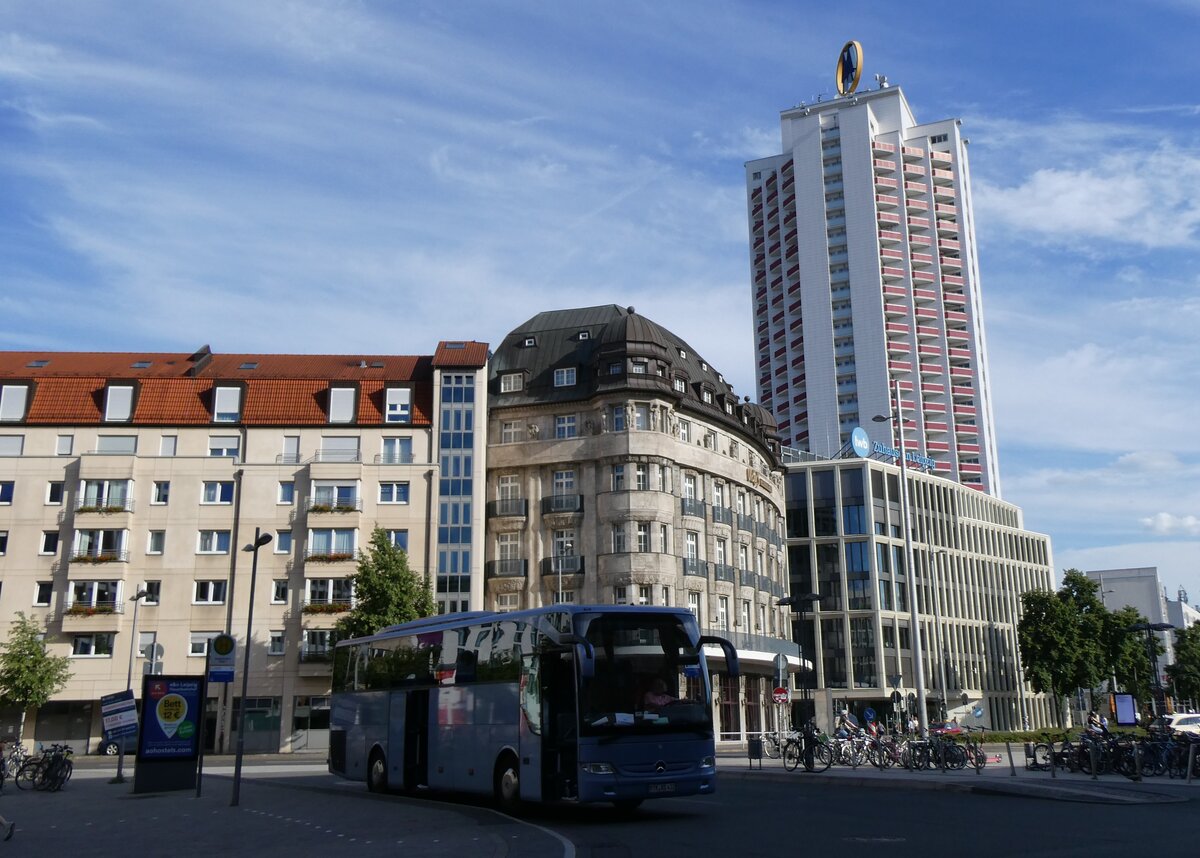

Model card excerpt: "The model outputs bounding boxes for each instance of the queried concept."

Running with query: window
[385,388,412,424]
[189,632,220,656]
[0,385,28,422]
[46,482,63,505]
[715,538,728,565]
[673,377,686,393]
[633,404,649,430]
[610,405,625,432]
[553,590,576,605]
[555,415,577,439]
[0,435,22,456]
[328,387,355,423]
[201,481,234,504]
[381,436,412,464]
[138,631,157,664]
[614,586,628,605]
[198,531,231,554]
[500,421,521,443]
[0,531,6,554]
[34,581,51,606]
[684,474,698,500]
[40,531,59,555]
[611,524,626,553]
[319,436,358,462]
[159,435,177,456]
[143,580,161,605]
[631,361,647,374]
[56,434,74,456]
[269,631,286,656]
[386,529,409,551]
[0,482,13,504]
[104,385,134,422]
[717,596,729,630]
[522,336,536,347]
[96,435,137,454]
[142,483,166,509]
[638,585,652,606]
[552,470,575,495]
[72,633,115,657]
[611,465,625,491]
[634,464,649,491]
[686,531,699,560]
[741,600,751,631]
[553,368,576,387]
[678,420,691,443]
[497,593,519,613]
[608,362,622,375]
[272,580,288,604]
[702,389,713,404]
[147,531,165,554]
[309,528,355,557]
[379,482,410,504]
[193,580,227,604]
[688,592,700,617]
[500,373,523,393]
[659,523,669,553]
[275,531,293,553]
[636,522,650,552]
[280,435,300,463]
[208,436,239,458]
[213,386,242,422]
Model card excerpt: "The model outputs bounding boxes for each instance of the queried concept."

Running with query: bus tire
[366,748,388,793]
[494,752,521,812]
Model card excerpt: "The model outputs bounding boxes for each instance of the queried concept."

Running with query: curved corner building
[485,305,795,742]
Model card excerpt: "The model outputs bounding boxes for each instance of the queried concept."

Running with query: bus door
[403,689,429,788]
[540,649,579,800]
[518,652,544,802]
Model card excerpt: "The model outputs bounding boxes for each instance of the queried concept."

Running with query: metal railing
[542,494,583,514]
[75,498,134,514]
[737,513,755,532]
[62,599,125,616]
[374,453,415,464]
[711,506,733,525]
[680,497,707,518]
[69,550,129,564]
[682,558,709,578]
[301,598,353,614]
[486,559,528,578]
[309,451,362,463]
[487,498,528,518]
[541,555,584,576]
[299,647,333,663]
[306,496,362,513]
[303,549,356,563]
[713,564,736,583]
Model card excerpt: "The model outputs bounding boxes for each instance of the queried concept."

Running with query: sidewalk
[716,743,1197,804]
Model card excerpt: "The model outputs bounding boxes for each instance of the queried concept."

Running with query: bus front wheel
[367,749,388,793]
[494,753,521,812]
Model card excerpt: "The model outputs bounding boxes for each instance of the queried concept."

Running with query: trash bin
[747,737,763,769]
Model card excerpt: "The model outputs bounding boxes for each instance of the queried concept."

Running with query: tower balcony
[912,269,936,285]
[948,346,972,360]
[881,266,905,283]
[915,324,940,339]
[883,284,907,299]
[914,307,938,321]
[958,442,981,454]
[873,140,897,155]
[934,185,956,202]
[931,167,954,184]
[935,203,957,219]
[887,340,911,355]
[949,366,973,380]
[885,321,910,335]
[902,146,924,161]
[875,193,899,209]
[925,420,949,433]
[909,231,932,247]
[878,229,903,244]
[903,162,926,177]
[938,237,960,252]
[937,219,958,237]
[907,216,930,231]
[875,175,899,191]
[946,328,970,344]
[919,362,944,377]
[912,287,937,303]
[881,247,905,262]
[945,309,969,323]
[922,382,946,395]
[887,359,912,374]
[926,440,951,453]
[883,302,908,318]
[952,385,975,398]
[955,422,979,436]
[931,150,952,163]
[942,273,964,287]
[905,198,929,213]
[959,462,983,474]
[917,344,942,358]
[873,157,896,173]
[940,256,962,272]
[904,181,926,195]
[954,403,978,417]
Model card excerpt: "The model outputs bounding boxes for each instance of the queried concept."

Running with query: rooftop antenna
[874,73,889,89]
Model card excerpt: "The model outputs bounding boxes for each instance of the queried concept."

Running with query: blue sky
[2,1,1198,600]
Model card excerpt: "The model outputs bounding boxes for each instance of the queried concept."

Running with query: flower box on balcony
[309,504,358,514]
[71,554,118,564]
[65,604,115,616]
[302,602,349,614]
[307,552,354,563]
[77,504,128,514]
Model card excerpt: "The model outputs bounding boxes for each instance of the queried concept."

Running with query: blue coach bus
[329,605,738,809]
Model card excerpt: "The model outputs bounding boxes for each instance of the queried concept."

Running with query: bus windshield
[575,611,711,737]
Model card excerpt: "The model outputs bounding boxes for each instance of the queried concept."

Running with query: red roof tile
[25,378,106,423]
[433,341,489,368]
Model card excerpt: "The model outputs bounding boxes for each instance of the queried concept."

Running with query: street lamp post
[111,588,149,785]
[874,378,929,738]
[231,527,272,807]
[1098,574,1119,694]
[1128,621,1175,718]
[778,593,821,695]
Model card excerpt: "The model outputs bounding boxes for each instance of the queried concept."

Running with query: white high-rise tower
[746,74,1001,495]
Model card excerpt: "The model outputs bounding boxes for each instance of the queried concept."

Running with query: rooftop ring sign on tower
[836,40,863,95]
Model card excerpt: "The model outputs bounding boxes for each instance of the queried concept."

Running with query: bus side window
[521,655,542,735]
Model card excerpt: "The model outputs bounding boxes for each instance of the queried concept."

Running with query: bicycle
[16,743,73,792]
[961,725,988,771]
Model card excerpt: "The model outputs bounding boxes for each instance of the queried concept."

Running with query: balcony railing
[75,499,135,514]
[299,647,333,663]
[487,498,528,518]
[302,599,353,614]
[374,452,416,465]
[306,497,363,513]
[310,450,362,463]
[740,570,758,587]
[486,559,528,578]
[711,506,733,526]
[63,600,125,616]
[713,564,737,584]
[680,498,706,518]
[304,549,356,563]
[700,627,796,658]
[682,558,709,578]
[70,550,129,564]
[542,495,583,514]
[736,513,754,533]
[542,555,584,576]
[275,454,303,464]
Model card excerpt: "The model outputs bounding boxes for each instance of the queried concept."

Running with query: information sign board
[101,689,139,739]
[138,676,205,761]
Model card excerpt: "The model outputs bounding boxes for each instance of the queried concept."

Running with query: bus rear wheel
[494,753,521,812]
[367,749,388,793]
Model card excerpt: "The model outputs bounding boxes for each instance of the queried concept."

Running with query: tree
[1103,606,1152,701]
[1018,589,1077,727]
[1166,623,1200,706]
[1058,570,1107,698]
[0,612,72,739]
[335,528,435,641]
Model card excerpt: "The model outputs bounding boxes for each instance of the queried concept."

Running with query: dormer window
[702,389,714,404]
[104,385,134,422]
[700,361,708,372]
[0,385,29,422]
[238,362,259,371]
[672,378,686,393]
[578,331,590,341]
[328,387,356,424]
[213,386,242,423]
[500,373,524,393]
[131,361,152,369]
[553,368,576,388]
[522,336,537,348]
[725,402,734,415]
[26,360,49,368]
[385,387,411,424]
[608,362,622,375]
[678,349,687,359]
[630,362,647,375]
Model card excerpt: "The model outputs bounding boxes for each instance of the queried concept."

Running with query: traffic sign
[890,690,902,705]
[207,633,236,683]
[772,687,790,704]
[773,653,789,686]
[864,707,876,723]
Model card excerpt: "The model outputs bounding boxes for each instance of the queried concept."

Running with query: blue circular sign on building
[850,426,871,459]
[864,707,876,723]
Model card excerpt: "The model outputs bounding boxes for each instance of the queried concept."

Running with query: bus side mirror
[698,635,739,678]
[561,634,595,679]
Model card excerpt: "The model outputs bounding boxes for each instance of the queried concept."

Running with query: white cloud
[1140,513,1200,536]
[1054,541,1200,603]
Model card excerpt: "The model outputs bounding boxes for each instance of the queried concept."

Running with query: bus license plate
[649,783,676,795]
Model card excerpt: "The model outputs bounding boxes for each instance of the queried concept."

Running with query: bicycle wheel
[763,735,781,760]
[50,759,72,792]
[1032,743,1052,770]
[15,759,41,791]
[807,741,833,773]
[782,741,801,772]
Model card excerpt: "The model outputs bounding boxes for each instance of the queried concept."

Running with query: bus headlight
[581,762,615,775]
[700,756,715,769]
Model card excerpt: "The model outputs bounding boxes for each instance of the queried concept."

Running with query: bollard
[1050,744,1056,778]
[1188,744,1196,784]
[1006,741,1016,777]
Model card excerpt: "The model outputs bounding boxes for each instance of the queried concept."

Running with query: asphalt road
[7,756,1195,857]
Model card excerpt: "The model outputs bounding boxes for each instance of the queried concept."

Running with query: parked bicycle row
[760,722,994,774]
[0,742,74,792]
[1024,729,1200,779]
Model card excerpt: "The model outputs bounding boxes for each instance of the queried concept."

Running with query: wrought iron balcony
[486,559,528,578]
[542,494,583,514]
[487,498,528,518]
[541,555,584,576]
[711,506,733,526]
[683,558,709,578]
[680,498,707,518]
